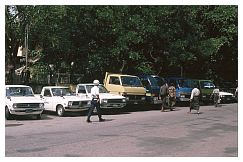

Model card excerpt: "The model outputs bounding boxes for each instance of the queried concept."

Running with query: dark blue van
[165,77,195,102]
[138,75,166,104]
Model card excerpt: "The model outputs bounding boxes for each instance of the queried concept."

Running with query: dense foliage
[5,5,238,84]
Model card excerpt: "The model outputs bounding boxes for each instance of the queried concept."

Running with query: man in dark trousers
[86,80,105,123]
[159,82,168,112]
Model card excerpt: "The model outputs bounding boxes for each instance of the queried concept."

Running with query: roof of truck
[5,85,30,88]
[108,73,139,77]
[42,86,69,89]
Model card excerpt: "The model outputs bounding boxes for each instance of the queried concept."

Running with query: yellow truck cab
[104,72,146,105]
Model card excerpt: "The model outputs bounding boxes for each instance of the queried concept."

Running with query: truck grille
[125,95,144,100]
[72,101,88,106]
[107,99,123,103]
[15,103,40,108]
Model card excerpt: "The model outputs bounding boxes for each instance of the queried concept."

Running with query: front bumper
[146,96,162,104]
[220,96,235,103]
[64,106,90,111]
[10,108,44,115]
[100,103,126,108]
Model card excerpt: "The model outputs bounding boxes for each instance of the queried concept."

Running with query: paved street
[5,103,238,157]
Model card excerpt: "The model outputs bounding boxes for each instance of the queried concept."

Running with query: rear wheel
[5,107,12,120]
[56,105,65,117]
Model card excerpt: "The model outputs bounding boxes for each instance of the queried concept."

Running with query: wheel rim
[57,107,63,116]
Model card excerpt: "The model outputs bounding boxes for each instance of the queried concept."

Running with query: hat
[93,80,100,85]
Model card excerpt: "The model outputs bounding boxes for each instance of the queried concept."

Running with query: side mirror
[7,96,11,99]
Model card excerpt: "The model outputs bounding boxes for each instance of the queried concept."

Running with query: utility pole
[180,66,183,77]
[24,24,30,84]
[25,24,28,69]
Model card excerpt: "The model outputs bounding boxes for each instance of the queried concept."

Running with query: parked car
[219,90,235,103]
[138,74,166,104]
[76,83,126,109]
[165,77,195,102]
[38,86,91,116]
[5,85,44,120]
[104,72,146,105]
[196,79,215,103]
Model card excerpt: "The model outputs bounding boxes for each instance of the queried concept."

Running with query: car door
[77,85,89,99]
[42,88,53,111]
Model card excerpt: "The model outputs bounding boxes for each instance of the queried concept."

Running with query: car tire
[36,114,42,120]
[5,106,12,120]
[56,105,65,117]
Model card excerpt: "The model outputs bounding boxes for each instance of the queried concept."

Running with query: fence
[6,71,85,85]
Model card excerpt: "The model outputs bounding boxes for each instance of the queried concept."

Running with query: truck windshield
[200,81,215,89]
[86,85,109,93]
[178,79,195,88]
[150,76,165,87]
[121,76,143,87]
[52,88,74,96]
[6,87,34,97]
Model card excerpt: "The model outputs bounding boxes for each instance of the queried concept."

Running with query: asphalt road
[5,103,238,157]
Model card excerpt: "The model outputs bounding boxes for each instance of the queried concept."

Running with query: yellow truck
[104,72,146,105]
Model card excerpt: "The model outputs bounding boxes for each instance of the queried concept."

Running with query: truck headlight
[180,95,185,98]
[68,101,73,106]
[39,103,44,108]
[122,98,126,102]
[126,97,129,101]
[141,97,146,100]
[87,101,91,105]
[12,103,17,108]
[102,99,108,103]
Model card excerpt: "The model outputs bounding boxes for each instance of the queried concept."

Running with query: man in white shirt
[86,80,105,123]
[189,86,200,114]
[212,86,220,107]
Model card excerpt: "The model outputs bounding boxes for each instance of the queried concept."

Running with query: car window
[6,87,34,97]
[151,76,165,87]
[200,81,215,89]
[52,88,74,96]
[44,89,51,97]
[109,76,120,85]
[86,85,109,93]
[78,86,86,94]
[121,76,143,87]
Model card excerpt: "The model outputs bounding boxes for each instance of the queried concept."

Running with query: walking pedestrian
[168,83,176,111]
[86,80,105,123]
[159,82,168,112]
[212,86,220,107]
[189,84,200,114]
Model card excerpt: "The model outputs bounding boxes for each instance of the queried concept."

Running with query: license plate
[25,109,33,113]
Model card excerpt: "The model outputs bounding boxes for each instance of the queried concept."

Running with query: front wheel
[36,114,42,120]
[5,107,12,120]
[56,105,65,117]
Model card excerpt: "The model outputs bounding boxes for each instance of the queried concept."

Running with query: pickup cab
[5,85,44,120]
[39,86,91,116]
[196,79,215,103]
[165,77,195,102]
[76,84,126,109]
[104,72,146,105]
[138,74,165,104]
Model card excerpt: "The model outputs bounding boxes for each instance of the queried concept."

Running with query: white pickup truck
[5,85,44,120]
[38,86,91,116]
[76,84,126,109]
